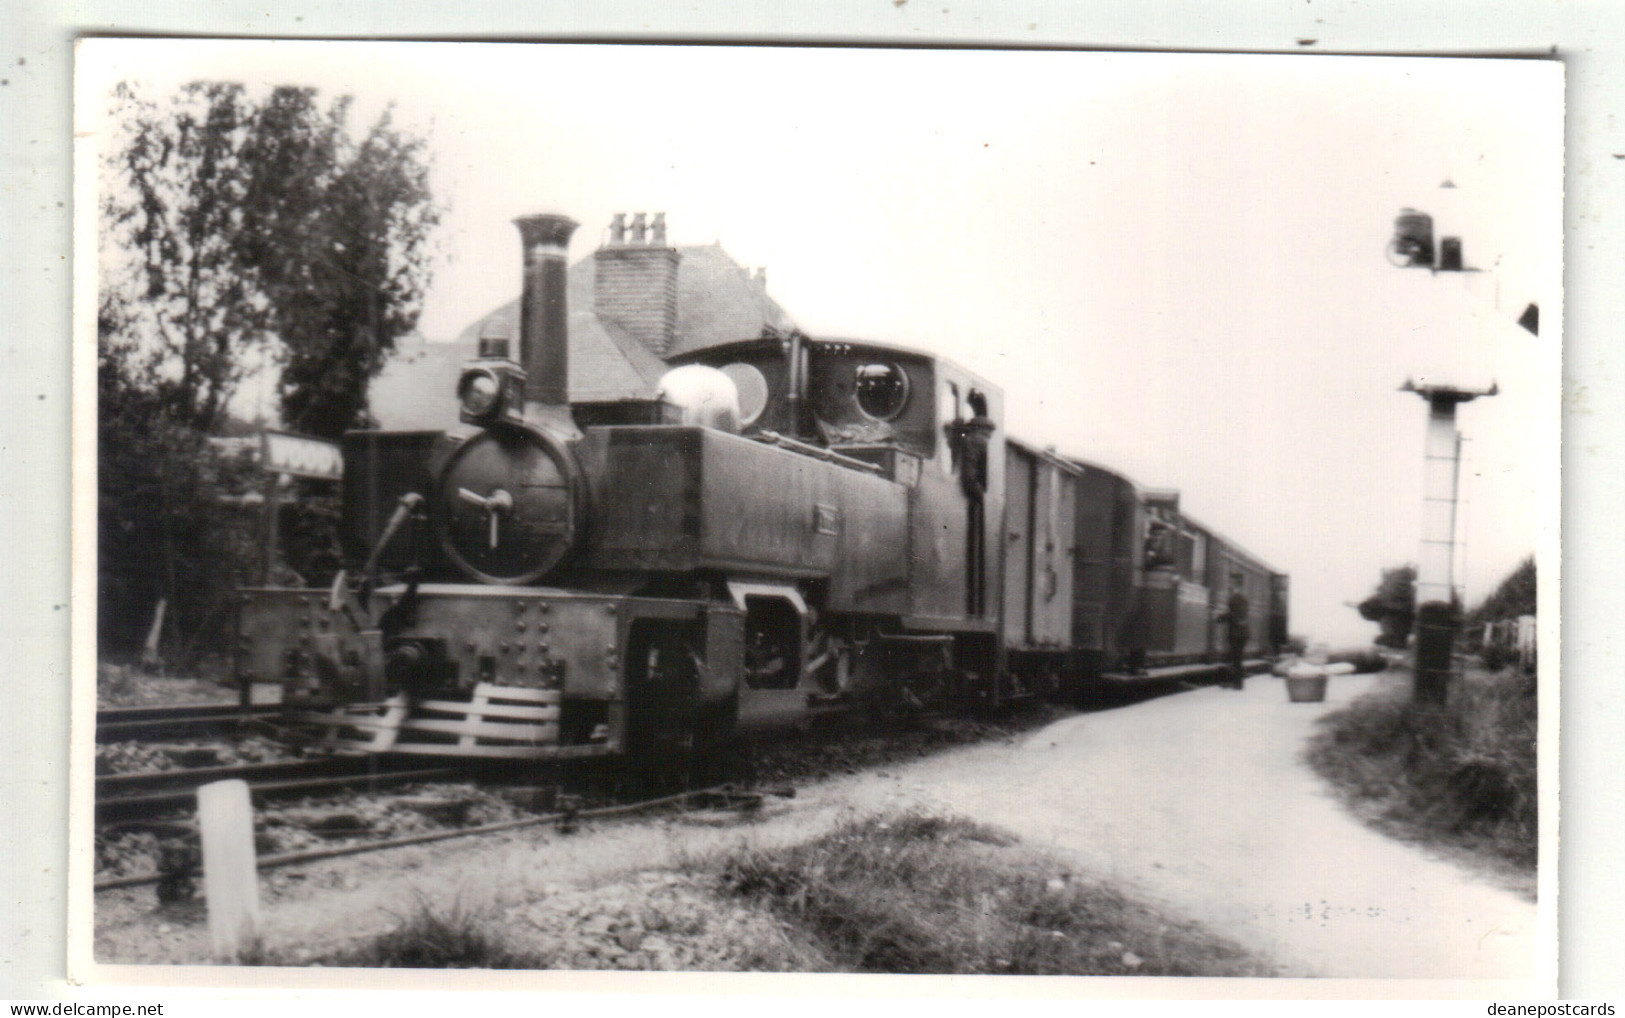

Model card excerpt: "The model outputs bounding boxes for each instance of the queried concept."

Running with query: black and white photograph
[71,37,1560,993]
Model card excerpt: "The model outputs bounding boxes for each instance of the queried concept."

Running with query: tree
[98,80,442,662]
[239,88,442,439]
[102,81,443,438]
[101,81,268,433]
[1358,565,1416,649]
[1470,557,1536,625]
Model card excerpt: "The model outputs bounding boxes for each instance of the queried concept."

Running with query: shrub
[1469,558,1536,626]
[1307,668,1537,870]
[1479,643,1514,673]
[99,351,260,663]
[99,344,345,667]
[326,896,546,969]
[714,811,1270,976]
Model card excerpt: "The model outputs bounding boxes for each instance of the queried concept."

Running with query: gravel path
[811,672,1539,979]
[96,672,1541,980]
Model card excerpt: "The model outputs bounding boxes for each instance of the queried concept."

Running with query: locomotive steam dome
[436,426,578,584]
[658,364,742,433]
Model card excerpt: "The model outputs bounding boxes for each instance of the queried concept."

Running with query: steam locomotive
[235,213,1287,765]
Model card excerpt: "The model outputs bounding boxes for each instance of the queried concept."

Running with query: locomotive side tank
[577,425,908,611]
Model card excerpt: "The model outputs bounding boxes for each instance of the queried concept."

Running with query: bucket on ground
[1285,675,1328,702]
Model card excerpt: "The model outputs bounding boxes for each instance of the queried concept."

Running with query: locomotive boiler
[235,209,1288,767]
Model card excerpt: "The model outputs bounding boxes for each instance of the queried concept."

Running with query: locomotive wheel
[624,627,704,789]
[897,668,948,714]
[690,692,740,785]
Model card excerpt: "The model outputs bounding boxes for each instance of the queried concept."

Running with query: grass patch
[713,811,1271,976]
[1307,667,1537,877]
[293,895,549,969]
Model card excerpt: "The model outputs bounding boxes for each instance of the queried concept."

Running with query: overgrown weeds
[1307,667,1537,875]
[310,894,547,969]
[713,811,1271,976]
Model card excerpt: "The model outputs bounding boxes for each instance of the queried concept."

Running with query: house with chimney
[369,212,797,430]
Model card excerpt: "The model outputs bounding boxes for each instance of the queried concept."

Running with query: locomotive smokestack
[514,213,579,409]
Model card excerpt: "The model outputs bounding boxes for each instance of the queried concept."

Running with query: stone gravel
[94,672,1541,984]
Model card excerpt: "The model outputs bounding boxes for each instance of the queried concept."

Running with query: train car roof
[1177,509,1285,577]
[1003,435,1142,485]
[1006,434,1087,471]
[1009,437,1281,572]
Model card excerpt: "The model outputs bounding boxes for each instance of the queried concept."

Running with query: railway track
[95,781,783,892]
[92,692,1084,895]
[96,756,475,824]
[96,703,282,743]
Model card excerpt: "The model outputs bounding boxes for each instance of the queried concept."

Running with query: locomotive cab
[673,336,1008,701]
[673,337,1006,627]
[671,338,989,477]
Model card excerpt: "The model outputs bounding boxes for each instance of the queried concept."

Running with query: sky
[80,40,1563,647]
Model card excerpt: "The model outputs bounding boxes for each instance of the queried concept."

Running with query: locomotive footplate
[238,584,743,761]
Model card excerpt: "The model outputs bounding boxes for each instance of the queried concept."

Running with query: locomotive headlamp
[459,369,501,417]
[457,361,527,427]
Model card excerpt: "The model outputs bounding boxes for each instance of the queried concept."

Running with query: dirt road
[96,672,1540,980]
[811,672,1539,979]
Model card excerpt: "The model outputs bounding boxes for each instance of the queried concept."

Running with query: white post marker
[197,779,261,960]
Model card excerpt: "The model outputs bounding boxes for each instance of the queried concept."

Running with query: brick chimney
[594,211,680,356]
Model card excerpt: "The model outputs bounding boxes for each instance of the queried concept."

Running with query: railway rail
[94,783,782,892]
[96,703,281,743]
[90,680,1183,896]
[95,756,476,824]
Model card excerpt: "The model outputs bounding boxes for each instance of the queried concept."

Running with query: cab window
[720,362,770,427]
[854,362,910,421]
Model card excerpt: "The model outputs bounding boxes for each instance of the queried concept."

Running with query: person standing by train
[949,387,994,614]
[1217,572,1250,690]
[949,389,997,616]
